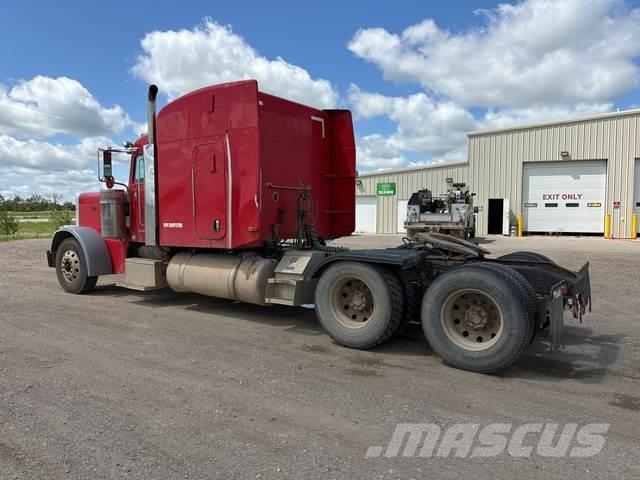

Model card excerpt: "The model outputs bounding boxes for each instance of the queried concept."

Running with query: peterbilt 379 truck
[46,81,591,373]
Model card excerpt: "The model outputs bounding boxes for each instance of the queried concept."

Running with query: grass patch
[18,221,58,235]
[12,211,58,220]
[0,233,53,242]
[0,210,76,241]
[0,219,60,241]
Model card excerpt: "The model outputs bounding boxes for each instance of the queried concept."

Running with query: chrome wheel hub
[61,249,80,283]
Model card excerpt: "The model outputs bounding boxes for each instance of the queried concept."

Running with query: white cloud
[356,134,409,171]
[131,19,338,108]
[349,86,476,154]
[349,86,476,169]
[349,86,613,170]
[348,0,640,109]
[0,134,127,200]
[480,103,613,131]
[0,76,140,139]
[347,0,640,170]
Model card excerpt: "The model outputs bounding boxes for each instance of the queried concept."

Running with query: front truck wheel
[421,266,535,373]
[55,237,98,294]
[314,261,404,349]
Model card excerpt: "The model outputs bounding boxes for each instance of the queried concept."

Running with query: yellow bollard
[632,213,638,240]
[517,212,523,237]
[604,212,611,239]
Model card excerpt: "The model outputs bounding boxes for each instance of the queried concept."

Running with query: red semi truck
[47,80,591,373]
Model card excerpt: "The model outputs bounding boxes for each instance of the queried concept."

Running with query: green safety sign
[376,182,396,196]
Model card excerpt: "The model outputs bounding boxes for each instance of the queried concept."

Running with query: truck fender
[309,250,426,279]
[48,226,112,276]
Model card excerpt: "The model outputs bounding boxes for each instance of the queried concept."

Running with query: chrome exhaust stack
[147,85,158,144]
[144,84,159,246]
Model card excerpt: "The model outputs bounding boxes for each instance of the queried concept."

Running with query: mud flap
[549,290,565,351]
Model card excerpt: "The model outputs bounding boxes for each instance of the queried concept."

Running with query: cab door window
[134,156,145,183]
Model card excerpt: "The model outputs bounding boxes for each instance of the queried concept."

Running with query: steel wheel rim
[441,289,504,351]
[328,277,375,329]
[61,249,80,283]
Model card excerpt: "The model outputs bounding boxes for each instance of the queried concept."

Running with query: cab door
[192,140,226,239]
[129,154,146,242]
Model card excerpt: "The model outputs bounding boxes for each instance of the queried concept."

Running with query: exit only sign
[376,182,396,196]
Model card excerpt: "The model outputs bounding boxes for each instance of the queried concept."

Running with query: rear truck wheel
[498,251,553,263]
[55,237,98,294]
[314,261,404,349]
[421,265,535,373]
[465,262,537,341]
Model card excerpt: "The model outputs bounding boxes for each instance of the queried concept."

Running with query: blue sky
[0,1,485,107]
[1,0,639,199]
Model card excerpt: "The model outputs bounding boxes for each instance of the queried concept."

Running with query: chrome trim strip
[143,143,157,246]
[225,133,233,249]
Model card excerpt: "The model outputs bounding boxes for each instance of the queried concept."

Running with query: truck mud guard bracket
[548,287,565,351]
[47,226,113,277]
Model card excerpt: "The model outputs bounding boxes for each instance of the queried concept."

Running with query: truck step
[120,257,168,291]
[264,251,325,306]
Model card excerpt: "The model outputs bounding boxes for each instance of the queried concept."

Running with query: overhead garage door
[523,161,606,233]
[356,196,377,233]
[397,199,408,233]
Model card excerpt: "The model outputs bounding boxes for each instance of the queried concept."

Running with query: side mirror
[101,149,116,189]
[102,149,113,179]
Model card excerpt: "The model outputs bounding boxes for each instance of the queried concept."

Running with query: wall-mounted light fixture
[355,179,363,186]
[560,151,570,158]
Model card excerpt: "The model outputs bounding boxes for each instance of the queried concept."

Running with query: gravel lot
[1,235,639,479]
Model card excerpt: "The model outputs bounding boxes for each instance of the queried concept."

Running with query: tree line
[0,193,75,212]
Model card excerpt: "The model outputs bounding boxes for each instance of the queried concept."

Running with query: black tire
[498,251,553,263]
[55,237,98,294]
[421,265,535,373]
[469,228,476,239]
[314,262,404,349]
[395,282,422,336]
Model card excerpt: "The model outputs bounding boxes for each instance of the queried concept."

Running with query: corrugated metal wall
[358,110,640,237]
[357,163,469,233]
[468,111,640,237]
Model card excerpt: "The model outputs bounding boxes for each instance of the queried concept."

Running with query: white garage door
[635,159,640,234]
[356,196,377,233]
[523,161,606,233]
[397,199,408,232]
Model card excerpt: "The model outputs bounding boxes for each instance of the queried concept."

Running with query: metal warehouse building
[356,108,640,238]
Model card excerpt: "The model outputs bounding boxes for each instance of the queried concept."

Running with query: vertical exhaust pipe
[147,85,158,144]
[144,84,159,246]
